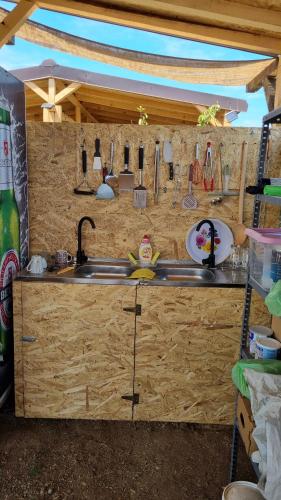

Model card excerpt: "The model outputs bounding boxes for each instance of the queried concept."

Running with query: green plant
[197,104,221,127]
[137,105,149,125]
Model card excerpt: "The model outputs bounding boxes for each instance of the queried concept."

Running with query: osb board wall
[26,123,281,259]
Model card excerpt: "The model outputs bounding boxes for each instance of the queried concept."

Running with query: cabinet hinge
[123,304,142,316]
[121,393,140,405]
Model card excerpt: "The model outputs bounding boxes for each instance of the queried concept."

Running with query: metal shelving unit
[248,277,268,300]
[256,195,281,206]
[229,107,281,483]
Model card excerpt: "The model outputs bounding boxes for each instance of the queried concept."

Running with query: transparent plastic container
[246,228,281,290]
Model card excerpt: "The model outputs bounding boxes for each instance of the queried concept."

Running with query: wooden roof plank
[34,0,281,55]
[12,62,248,112]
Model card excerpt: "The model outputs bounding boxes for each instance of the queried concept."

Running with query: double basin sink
[75,262,215,283]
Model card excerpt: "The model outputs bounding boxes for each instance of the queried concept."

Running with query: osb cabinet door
[134,286,244,424]
[21,282,136,420]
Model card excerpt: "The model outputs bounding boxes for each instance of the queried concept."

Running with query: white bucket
[249,325,273,354]
[222,481,265,500]
[255,337,281,360]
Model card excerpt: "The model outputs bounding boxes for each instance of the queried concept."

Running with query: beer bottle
[0,106,20,362]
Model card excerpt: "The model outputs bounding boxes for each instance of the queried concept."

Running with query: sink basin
[155,267,215,282]
[75,264,132,279]
[75,263,215,282]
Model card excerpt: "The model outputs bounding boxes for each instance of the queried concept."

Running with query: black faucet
[196,219,216,268]
[76,216,96,266]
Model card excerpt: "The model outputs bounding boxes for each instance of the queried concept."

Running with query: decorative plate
[186,218,234,265]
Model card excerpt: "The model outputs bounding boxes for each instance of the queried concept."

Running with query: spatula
[133,142,147,208]
[119,141,135,192]
[182,164,198,209]
[93,138,102,170]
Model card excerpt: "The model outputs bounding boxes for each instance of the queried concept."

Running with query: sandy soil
[0,416,255,500]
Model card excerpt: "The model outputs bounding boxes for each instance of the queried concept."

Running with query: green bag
[264,185,281,197]
[265,280,281,316]
[232,359,281,399]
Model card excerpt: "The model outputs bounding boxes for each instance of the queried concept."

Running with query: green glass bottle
[0,106,20,362]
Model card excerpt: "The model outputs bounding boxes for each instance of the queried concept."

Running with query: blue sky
[0,0,268,126]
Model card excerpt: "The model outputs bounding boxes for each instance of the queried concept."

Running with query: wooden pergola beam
[246,59,278,93]
[0,0,36,48]
[25,81,49,101]
[35,0,281,55]
[55,80,98,122]
[54,82,81,104]
[76,90,204,120]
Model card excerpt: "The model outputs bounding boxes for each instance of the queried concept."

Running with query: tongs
[154,140,160,204]
[203,141,214,192]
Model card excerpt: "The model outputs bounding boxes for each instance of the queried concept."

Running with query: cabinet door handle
[21,336,37,343]
[123,304,142,315]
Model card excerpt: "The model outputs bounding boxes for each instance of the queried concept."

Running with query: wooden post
[75,105,81,123]
[48,78,56,105]
[274,56,281,110]
[42,78,62,122]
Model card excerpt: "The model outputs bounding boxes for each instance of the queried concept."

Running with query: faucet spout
[77,216,96,266]
[196,219,216,268]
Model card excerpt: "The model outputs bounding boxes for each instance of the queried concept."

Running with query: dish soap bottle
[139,235,152,265]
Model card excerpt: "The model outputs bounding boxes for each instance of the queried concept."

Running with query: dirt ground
[0,415,255,500]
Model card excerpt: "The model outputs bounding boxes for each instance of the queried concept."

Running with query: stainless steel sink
[75,264,132,279]
[155,267,215,282]
[75,262,215,282]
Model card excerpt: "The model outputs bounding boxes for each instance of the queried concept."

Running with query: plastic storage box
[246,228,281,290]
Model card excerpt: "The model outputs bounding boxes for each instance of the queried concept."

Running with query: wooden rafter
[246,59,278,93]
[80,99,199,121]
[76,91,201,121]
[0,7,276,86]
[25,81,49,101]
[33,0,281,55]
[54,82,81,104]
[51,0,281,36]
[0,0,36,48]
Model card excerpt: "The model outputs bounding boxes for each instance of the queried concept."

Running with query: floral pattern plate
[186,218,234,265]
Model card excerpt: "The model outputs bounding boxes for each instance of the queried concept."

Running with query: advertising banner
[0,67,27,363]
